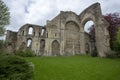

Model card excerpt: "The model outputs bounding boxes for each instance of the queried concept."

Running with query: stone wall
[6,2,110,57]
[6,30,17,53]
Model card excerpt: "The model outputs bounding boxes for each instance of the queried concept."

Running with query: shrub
[113,41,120,55]
[16,49,35,57]
[0,55,34,80]
[112,27,120,56]
[105,50,117,58]
[0,40,4,54]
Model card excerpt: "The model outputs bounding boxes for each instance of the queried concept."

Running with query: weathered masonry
[6,3,110,57]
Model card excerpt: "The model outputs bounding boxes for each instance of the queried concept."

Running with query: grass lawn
[25,56,120,80]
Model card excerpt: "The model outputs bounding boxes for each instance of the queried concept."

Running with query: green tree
[0,55,34,80]
[117,27,120,43]
[113,27,120,55]
[0,0,10,36]
[0,1,34,80]
[0,40,4,54]
[89,13,120,50]
[0,0,9,54]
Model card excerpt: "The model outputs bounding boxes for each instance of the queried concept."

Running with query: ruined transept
[6,3,110,57]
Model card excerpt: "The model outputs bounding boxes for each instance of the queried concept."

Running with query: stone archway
[79,3,110,57]
[28,27,33,35]
[26,38,32,49]
[65,21,80,55]
[40,39,45,55]
[84,20,97,55]
[52,40,60,56]
[27,25,35,36]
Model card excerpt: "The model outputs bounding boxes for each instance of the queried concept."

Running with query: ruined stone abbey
[6,3,110,57]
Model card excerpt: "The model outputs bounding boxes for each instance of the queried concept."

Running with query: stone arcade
[6,3,110,57]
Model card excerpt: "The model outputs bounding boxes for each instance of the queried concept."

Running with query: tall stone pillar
[95,19,110,57]
[80,32,86,54]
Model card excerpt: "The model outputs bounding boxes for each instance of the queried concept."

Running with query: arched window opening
[84,21,94,33]
[84,20,97,56]
[65,21,80,32]
[40,39,45,55]
[52,40,60,56]
[65,21,80,55]
[28,27,33,35]
[41,29,45,36]
[27,39,32,48]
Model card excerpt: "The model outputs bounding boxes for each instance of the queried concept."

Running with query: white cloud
[2,0,120,32]
[3,0,30,31]
[25,0,58,25]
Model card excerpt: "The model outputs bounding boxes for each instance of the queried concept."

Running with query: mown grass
[25,55,120,80]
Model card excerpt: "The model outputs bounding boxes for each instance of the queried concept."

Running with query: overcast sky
[3,0,120,32]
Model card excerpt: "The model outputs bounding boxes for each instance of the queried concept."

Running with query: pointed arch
[40,39,45,55]
[79,3,110,57]
[28,27,33,35]
[65,21,80,55]
[65,21,80,32]
[27,38,32,48]
[52,40,60,56]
